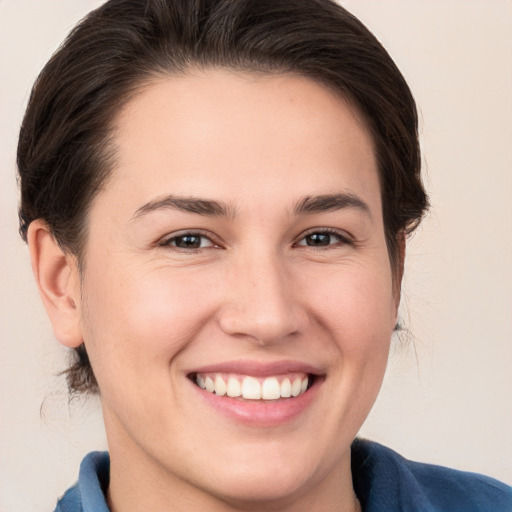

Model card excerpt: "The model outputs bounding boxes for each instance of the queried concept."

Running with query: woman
[14,0,512,510]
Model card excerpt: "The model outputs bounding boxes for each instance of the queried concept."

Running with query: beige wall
[0,1,510,510]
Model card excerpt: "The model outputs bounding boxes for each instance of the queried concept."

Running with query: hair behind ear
[393,230,406,311]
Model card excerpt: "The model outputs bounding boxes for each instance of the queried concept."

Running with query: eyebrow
[131,192,371,221]
[292,193,372,218]
[132,195,235,220]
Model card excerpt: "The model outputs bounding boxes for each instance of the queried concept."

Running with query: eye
[159,232,218,250]
[295,229,350,248]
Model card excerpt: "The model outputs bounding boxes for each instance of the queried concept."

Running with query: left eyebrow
[292,193,372,218]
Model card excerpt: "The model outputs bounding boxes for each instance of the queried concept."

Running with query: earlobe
[27,220,83,348]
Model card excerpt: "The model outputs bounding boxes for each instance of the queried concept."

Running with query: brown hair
[17,0,428,395]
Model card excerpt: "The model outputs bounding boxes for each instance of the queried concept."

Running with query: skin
[29,70,401,511]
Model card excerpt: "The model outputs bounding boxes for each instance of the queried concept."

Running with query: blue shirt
[54,439,512,511]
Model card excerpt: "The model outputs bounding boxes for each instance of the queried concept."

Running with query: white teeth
[242,376,261,399]
[280,378,292,398]
[291,377,302,397]
[195,373,312,400]
[205,376,215,393]
[226,376,242,397]
[214,375,227,396]
[261,377,280,400]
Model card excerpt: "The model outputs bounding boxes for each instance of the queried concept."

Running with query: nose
[217,250,307,345]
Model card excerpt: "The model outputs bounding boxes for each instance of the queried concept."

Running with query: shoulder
[351,438,512,512]
[54,452,110,512]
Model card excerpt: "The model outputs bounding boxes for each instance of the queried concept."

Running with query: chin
[190,445,327,508]
[211,468,313,509]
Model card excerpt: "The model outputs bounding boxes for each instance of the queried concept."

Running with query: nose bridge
[218,245,304,344]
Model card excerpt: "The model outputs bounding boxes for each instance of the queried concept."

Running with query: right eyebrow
[131,195,236,221]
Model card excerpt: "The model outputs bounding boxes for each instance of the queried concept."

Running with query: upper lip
[187,359,325,377]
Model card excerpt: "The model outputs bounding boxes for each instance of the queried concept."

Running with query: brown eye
[296,230,350,248]
[304,233,332,246]
[174,235,203,248]
[160,233,216,250]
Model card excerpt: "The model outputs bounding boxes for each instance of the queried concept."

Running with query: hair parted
[17,0,428,396]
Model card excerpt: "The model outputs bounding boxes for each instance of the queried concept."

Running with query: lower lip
[189,377,322,426]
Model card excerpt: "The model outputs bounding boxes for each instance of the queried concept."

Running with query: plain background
[1,1,511,510]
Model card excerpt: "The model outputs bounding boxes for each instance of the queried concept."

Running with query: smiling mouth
[189,372,314,401]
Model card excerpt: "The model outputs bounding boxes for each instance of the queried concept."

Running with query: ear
[27,220,83,348]
[393,231,406,313]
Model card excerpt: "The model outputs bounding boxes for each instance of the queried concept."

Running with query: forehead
[102,69,379,216]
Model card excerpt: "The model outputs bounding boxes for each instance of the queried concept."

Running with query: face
[74,70,398,508]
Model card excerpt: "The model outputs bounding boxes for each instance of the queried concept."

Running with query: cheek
[301,257,395,416]
[305,260,396,349]
[79,261,219,392]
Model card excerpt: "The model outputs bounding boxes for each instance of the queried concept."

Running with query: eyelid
[294,227,353,247]
[155,227,352,250]
[157,229,222,249]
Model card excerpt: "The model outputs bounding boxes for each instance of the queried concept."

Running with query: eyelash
[294,228,352,249]
[158,230,220,251]
[158,228,352,252]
